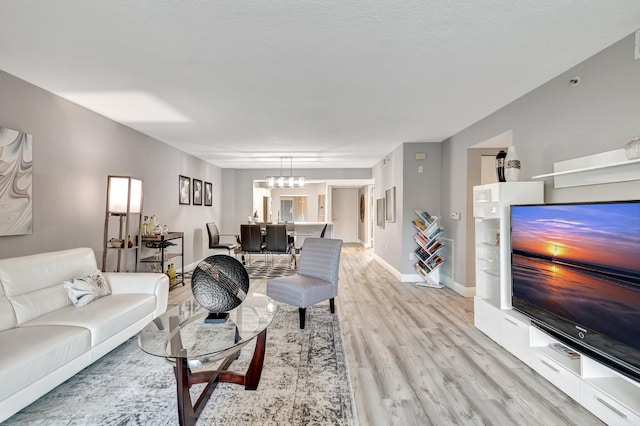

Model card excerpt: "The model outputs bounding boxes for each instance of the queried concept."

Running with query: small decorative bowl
[624,137,640,160]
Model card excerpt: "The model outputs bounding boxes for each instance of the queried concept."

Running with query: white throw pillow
[64,269,112,308]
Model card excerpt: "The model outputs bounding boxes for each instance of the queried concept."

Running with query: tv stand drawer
[580,381,640,426]
[530,350,580,401]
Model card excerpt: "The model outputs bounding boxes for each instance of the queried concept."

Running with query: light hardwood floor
[169,244,604,426]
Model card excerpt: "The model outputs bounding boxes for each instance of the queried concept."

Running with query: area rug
[245,255,297,279]
[5,303,356,425]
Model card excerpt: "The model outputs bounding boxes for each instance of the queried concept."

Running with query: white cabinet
[473,182,542,365]
[500,310,531,364]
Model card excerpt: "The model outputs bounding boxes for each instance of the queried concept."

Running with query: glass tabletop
[138,293,276,364]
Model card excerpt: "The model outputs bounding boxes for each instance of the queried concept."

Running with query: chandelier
[266,157,305,188]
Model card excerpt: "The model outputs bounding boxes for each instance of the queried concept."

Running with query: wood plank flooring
[169,245,604,426]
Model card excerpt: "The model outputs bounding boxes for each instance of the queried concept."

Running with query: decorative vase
[505,146,521,182]
[495,150,507,182]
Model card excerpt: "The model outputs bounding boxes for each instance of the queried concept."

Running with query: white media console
[473,182,640,426]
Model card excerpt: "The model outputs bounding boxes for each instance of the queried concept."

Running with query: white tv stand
[473,183,640,425]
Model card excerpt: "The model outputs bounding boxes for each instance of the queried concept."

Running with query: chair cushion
[267,274,335,308]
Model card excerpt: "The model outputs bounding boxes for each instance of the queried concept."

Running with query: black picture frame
[204,181,213,206]
[179,175,191,205]
[193,179,203,206]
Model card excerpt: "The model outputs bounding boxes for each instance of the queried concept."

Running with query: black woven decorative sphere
[191,255,250,313]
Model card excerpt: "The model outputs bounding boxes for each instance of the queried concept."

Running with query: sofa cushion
[0,248,98,325]
[22,293,156,347]
[0,325,91,401]
[64,269,112,308]
[0,284,17,332]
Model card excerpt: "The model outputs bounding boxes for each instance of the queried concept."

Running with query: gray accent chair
[266,238,343,329]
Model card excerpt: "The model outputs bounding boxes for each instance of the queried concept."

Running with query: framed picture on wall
[193,179,203,205]
[385,187,396,222]
[0,127,32,236]
[179,175,191,205]
[204,181,212,206]
[376,198,385,228]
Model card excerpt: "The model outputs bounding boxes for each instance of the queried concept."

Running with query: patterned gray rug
[5,303,356,425]
[245,255,297,279]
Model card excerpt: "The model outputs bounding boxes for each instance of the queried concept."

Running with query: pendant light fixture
[266,157,305,188]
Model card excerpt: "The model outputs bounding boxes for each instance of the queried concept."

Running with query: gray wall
[373,142,444,275]
[372,144,404,270]
[0,70,223,268]
[401,142,442,275]
[441,32,640,289]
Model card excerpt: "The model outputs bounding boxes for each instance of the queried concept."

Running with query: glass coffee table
[138,293,276,426]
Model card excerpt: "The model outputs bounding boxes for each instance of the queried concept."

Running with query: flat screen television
[510,200,640,382]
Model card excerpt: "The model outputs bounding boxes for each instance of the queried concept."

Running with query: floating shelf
[532,148,640,188]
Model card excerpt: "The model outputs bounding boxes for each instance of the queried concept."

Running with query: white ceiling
[1,1,639,169]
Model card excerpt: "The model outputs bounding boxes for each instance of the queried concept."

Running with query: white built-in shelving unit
[473,181,640,425]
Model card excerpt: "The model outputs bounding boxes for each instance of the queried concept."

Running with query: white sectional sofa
[0,247,169,422]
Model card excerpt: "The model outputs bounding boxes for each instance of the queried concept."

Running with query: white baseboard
[373,258,475,298]
[442,274,475,297]
[372,254,402,281]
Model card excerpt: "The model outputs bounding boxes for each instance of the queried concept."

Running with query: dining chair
[240,224,265,265]
[265,224,290,266]
[266,238,343,329]
[206,222,240,256]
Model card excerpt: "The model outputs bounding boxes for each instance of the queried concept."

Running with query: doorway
[331,188,358,242]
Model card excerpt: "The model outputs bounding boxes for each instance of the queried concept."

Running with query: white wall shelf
[532,148,640,188]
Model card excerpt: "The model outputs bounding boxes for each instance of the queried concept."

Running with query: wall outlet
[418,166,424,173]
[409,252,414,260]
[451,211,461,220]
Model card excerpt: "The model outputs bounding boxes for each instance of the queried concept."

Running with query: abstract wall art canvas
[0,127,33,236]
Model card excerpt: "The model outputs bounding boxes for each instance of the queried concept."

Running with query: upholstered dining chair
[265,224,290,266]
[240,223,265,265]
[206,222,240,256]
[266,238,343,329]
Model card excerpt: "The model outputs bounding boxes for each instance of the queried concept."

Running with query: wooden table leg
[245,328,267,390]
[170,328,268,424]
[175,357,196,426]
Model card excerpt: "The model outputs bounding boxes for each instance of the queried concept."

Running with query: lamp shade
[108,176,142,213]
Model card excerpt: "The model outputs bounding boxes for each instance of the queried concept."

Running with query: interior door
[331,188,358,242]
